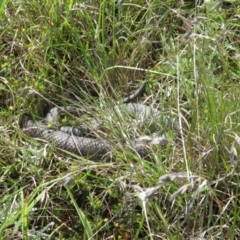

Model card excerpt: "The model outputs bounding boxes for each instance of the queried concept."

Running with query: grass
[0,0,240,239]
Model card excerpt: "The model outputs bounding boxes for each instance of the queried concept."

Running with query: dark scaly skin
[20,114,112,159]
[122,80,147,103]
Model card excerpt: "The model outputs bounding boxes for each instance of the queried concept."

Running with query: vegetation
[1,0,240,239]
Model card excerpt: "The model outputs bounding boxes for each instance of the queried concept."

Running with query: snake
[19,81,171,160]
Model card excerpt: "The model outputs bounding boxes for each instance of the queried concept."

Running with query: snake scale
[20,81,171,160]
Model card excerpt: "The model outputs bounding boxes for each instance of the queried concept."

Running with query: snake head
[19,113,33,129]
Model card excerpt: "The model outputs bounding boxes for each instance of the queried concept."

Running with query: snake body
[20,114,111,158]
[20,81,171,159]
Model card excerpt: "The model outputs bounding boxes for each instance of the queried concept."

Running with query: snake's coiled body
[20,81,174,159]
[20,114,112,158]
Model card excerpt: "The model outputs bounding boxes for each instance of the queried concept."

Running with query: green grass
[1,0,240,239]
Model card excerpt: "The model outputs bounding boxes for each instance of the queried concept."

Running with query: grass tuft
[1,0,240,239]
